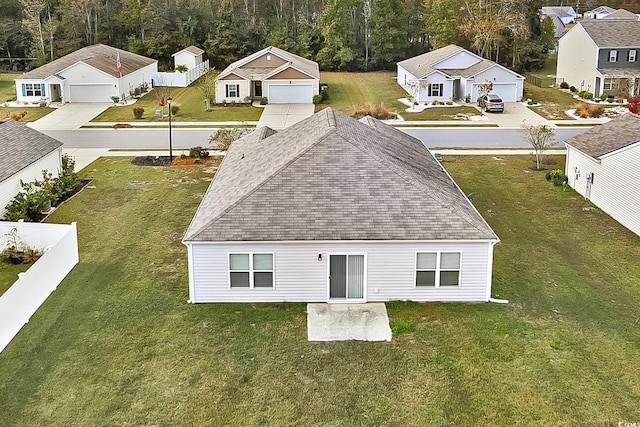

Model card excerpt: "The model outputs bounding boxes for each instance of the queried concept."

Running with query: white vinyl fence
[146,60,210,87]
[0,220,79,353]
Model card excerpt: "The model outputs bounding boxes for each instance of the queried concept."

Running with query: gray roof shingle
[218,46,319,80]
[184,108,497,242]
[565,113,640,158]
[581,20,640,47]
[0,119,63,183]
[16,44,157,80]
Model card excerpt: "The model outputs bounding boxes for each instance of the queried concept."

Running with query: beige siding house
[215,46,319,104]
[564,113,640,237]
[183,108,499,303]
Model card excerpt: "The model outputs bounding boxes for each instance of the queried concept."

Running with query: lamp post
[167,96,173,163]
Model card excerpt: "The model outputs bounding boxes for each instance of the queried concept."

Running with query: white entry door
[328,254,366,302]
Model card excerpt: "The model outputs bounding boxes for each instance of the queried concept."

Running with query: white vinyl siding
[555,24,600,97]
[565,144,640,237]
[186,240,495,303]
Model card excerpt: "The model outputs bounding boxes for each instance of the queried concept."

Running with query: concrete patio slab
[307,303,392,342]
[257,104,314,129]
[28,103,111,130]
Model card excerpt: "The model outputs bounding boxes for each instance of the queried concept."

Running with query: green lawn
[0,263,30,296]
[402,105,481,120]
[0,73,18,102]
[0,73,56,122]
[1,155,640,424]
[92,86,263,122]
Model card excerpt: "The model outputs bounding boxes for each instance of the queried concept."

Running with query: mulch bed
[131,156,174,166]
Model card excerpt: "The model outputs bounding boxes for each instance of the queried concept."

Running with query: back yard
[0,155,639,425]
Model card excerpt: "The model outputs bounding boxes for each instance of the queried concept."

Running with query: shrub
[38,100,47,107]
[312,94,323,104]
[560,81,569,89]
[569,86,577,92]
[446,101,453,105]
[132,107,144,119]
[573,103,604,118]
[243,96,251,103]
[351,102,397,120]
[599,93,608,101]
[320,85,329,101]
[175,64,188,73]
[627,95,639,114]
[465,94,471,103]
[110,96,120,104]
[209,128,250,151]
[545,169,568,186]
[578,90,593,100]
[431,99,439,105]
[259,97,268,105]
[189,146,209,159]
[170,105,179,115]
[9,110,27,121]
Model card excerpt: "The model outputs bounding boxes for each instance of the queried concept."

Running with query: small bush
[312,94,323,104]
[132,107,144,119]
[9,110,27,121]
[446,101,453,105]
[545,169,568,186]
[560,81,569,89]
[243,96,251,103]
[578,90,593,100]
[38,100,47,107]
[260,97,268,105]
[573,103,604,118]
[569,86,577,92]
[431,99,439,105]
[351,102,397,120]
[320,85,329,101]
[465,94,471,103]
[170,105,179,115]
[110,96,120,104]
[599,93,607,101]
[189,146,209,159]
[175,64,188,73]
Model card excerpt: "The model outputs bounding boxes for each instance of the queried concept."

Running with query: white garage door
[473,83,518,102]
[268,85,313,104]
[69,84,113,103]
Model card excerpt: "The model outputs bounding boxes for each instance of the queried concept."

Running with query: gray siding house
[183,108,499,303]
[564,113,640,237]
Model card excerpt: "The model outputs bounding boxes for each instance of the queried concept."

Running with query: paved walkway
[256,104,315,129]
[28,103,111,130]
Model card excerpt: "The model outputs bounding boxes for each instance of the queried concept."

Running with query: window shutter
[225,85,229,98]
[21,84,26,97]
[41,84,45,95]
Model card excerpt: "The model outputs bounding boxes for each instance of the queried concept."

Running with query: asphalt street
[42,127,590,149]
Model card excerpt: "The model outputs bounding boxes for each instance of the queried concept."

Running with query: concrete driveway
[256,104,315,129]
[28,102,111,130]
[307,303,392,342]
[482,102,550,128]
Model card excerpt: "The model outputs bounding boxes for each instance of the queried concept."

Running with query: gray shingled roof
[184,108,497,242]
[0,119,63,183]
[218,46,319,80]
[580,20,640,47]
[565,113,640,158]
[541,6,574,19]
[601,9,639,20]
[17,44,156,80]
[397,45,463,79]
[173,46,204,56]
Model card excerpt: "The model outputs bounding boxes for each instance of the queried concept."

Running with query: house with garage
[183,108,499,303]
[396,45,524,103]
[0,119,63,218]
[14,44,157,104]
[215,46,319,104]
[556,20,640,97]
[584,6,616,20]
[564,113,640,237]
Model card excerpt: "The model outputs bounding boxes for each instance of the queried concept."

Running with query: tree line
[3,0,621,74]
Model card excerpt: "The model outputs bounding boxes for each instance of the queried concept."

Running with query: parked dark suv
[478,94,504,112]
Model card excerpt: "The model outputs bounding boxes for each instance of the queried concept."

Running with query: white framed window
[415,252,461,287]
[229,253,274,288]
[629,50,637,62]
[428,83,443,97]
[23,83,43,97]
[603,78,619,91]
[608,50,618,62]
[225,84,239,98]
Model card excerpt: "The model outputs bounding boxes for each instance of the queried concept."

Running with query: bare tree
[521,123,557,170]
[198,68,217,110]
[208,128,250,151]
[405,78,429,103]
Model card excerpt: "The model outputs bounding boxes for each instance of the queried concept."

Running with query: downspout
[486,241,509,304]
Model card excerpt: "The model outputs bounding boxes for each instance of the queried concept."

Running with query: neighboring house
[182,108,499,304]
[0,119,63,218]
[556,20,640,97]
[601,8,640,21]
[564,113,640,237]
[541,6,578,25]
[544,13,567,38]
[583,6,616,19]
[14,44,157,104]
[584,5,616,19]
[397,45,525,103]
[215,46,320,104]
[172,46,205,71]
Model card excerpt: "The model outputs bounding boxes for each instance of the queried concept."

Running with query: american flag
[116,51,122,74]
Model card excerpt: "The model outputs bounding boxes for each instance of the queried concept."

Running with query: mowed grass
[0,73,18,101]
[0,263,31,296]
[1,155,640,424]
[92,86,263,122]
